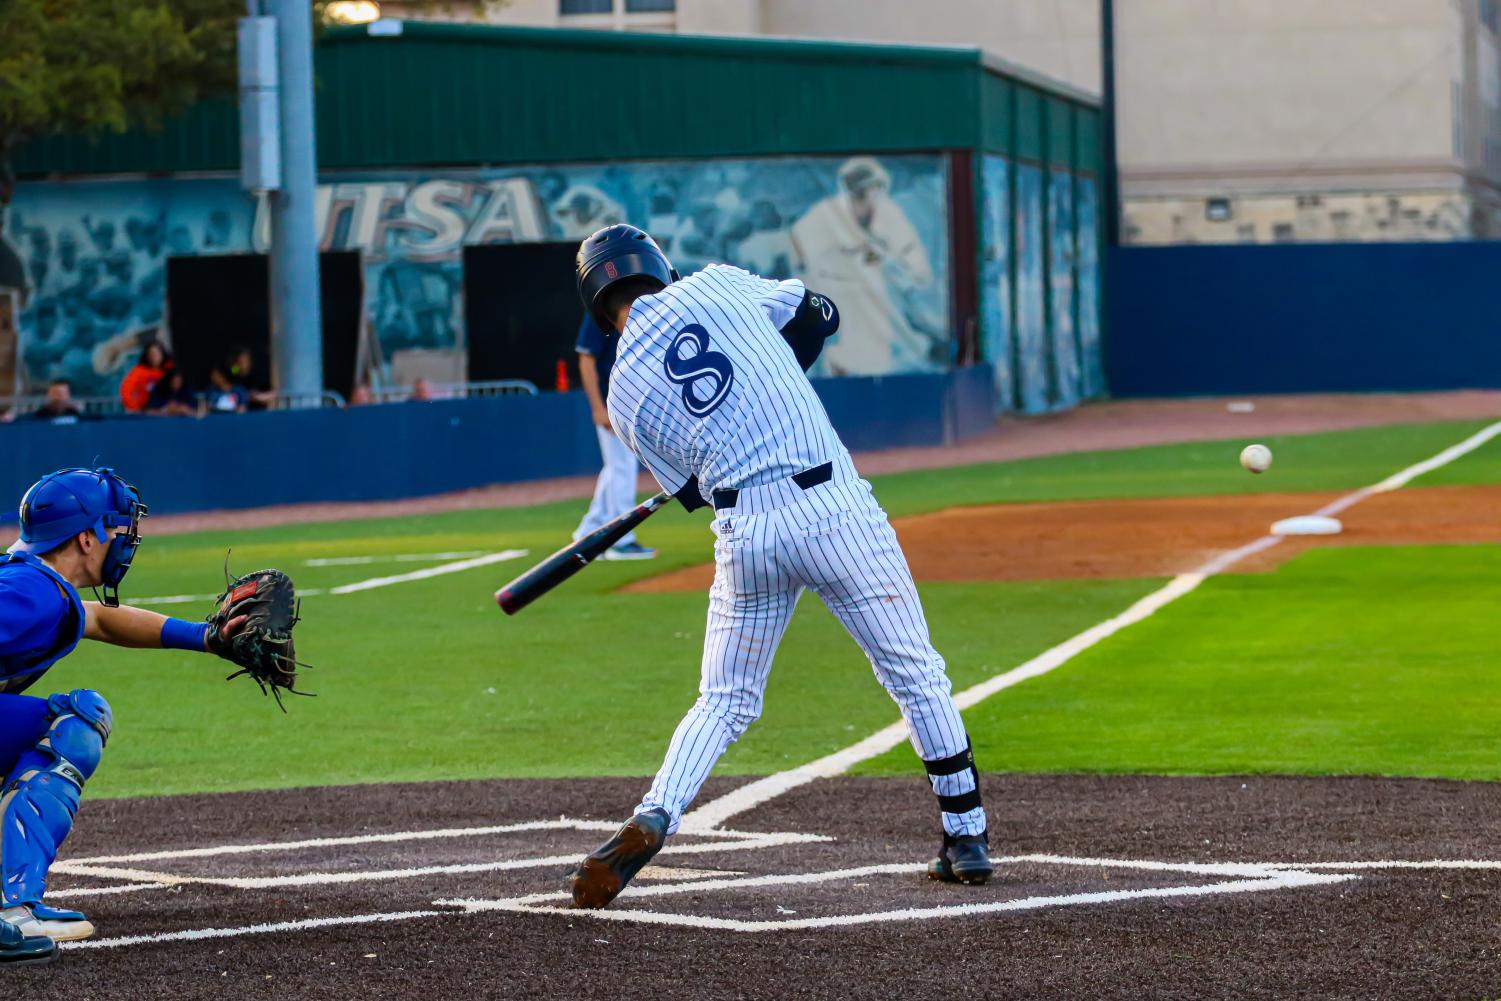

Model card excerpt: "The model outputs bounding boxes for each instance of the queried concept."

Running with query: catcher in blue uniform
[0,467,302,966]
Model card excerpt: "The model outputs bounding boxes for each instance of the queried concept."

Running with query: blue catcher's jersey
[0,552,86,695]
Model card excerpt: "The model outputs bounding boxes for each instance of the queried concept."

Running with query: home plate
[1272,515,1343,536]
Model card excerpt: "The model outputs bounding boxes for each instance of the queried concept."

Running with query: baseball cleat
[927,833,994,885]
[30,902,96,942]
[0,907,60,967]
[568,808,671,909]
[603,542,657,561]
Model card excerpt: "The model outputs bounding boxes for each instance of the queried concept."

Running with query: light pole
[243,0,324,404]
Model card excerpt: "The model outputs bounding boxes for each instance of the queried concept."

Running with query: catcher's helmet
[576,224,678,332]
[9,467,147,606]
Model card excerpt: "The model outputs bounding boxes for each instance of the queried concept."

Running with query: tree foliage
[0,0,241,201]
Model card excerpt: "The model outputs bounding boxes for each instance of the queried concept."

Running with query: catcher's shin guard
[1,691,110,909]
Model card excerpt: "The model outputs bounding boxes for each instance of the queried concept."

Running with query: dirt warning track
[629,484,1501,591]
[21,774,1501,1000]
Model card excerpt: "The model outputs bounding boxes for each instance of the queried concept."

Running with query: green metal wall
[13,23,1095,177]
[11,21,1102,410]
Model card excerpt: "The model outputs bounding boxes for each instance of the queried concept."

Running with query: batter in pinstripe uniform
[566,225,990,909]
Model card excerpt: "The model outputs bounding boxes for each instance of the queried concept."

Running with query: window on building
[561,0,675,13]
[1483,0,1500,35]
[1204,197,1232,222]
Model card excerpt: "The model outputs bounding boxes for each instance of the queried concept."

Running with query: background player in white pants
[566,225,991,909]
[573,314,654,561]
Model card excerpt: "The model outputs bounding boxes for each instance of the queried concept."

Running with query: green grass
[873,417,1500,513]
[857,544,1501,780]
[29,416,1501,798]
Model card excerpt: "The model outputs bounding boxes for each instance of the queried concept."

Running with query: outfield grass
[858,544,1501,781]
[33,416,1501,798]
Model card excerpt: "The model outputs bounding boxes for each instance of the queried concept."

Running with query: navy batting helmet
[576,224,679,332]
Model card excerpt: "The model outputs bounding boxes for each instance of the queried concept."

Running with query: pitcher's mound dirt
[629,484,1501,591]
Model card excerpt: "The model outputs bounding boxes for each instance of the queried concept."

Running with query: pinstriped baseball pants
[636,464,986,837]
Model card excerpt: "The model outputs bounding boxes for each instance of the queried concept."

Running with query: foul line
[327,550,529,594]
[303,551,486,567]
[681,419,1501,833]
[129,550,529,606]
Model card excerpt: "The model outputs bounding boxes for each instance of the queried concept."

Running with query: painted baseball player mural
[565,225,990,909]
[0,468,302,966]
[791,157,939,376]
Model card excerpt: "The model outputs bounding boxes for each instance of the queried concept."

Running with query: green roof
[14,21,1099,177]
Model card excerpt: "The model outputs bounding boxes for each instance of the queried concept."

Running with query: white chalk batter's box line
[46,818,1501,950]
[437,855,1359,933]
[48,819,832,894]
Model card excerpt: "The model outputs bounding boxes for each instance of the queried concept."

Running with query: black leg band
[936,788,984,815]
[926,741,983,817]
[923,743,975,777]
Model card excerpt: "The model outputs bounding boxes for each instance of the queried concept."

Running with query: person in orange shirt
[118,342,168,414]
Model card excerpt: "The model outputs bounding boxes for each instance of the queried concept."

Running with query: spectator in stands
[208,347,275,413]
[348,383,374,406]
[409,377,436,401]
[147,369,204,417]
[119,341,169,413]
[29,379,86,424]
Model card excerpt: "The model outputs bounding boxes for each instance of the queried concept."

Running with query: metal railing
[0,395,128,418]
[1,381,536,419]
[0,391,346,417]
[363,379,540,404]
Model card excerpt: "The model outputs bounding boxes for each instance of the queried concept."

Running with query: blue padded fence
[0,367,996,516]
[1107,241,1501,398]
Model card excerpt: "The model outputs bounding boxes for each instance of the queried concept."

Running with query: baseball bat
[495,491,672,615]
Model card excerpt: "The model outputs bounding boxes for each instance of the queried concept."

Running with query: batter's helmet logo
[604,261,619,280]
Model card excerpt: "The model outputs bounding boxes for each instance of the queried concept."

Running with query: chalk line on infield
[328,550,529,594]
[680,419,1501,834]
[65,853,1358,949]
[50,820,831,894]
[68,910,449,951]
[304,551,487,567]
[438,854,1355,933]
[130,549,530,605]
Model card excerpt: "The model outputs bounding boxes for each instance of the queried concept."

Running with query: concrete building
[375,0,1501,244]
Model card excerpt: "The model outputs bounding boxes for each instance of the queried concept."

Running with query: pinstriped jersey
[606,264,849,499]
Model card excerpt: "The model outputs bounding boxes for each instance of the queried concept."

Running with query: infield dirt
[23,773,1501,1000]
[629,483,1501,590]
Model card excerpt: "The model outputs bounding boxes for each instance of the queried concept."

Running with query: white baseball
[1240,443,1272,474]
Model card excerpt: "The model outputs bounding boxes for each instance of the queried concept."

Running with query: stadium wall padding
[0,367,995,516]
[1106,242,1501,396]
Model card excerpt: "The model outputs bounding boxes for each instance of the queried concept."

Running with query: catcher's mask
[10,467,148,607]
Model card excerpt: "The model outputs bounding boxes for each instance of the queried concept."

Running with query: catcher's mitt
[207,567,310,710]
